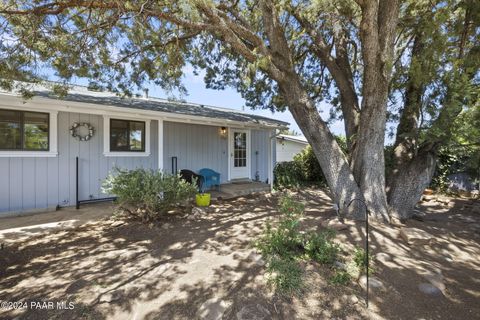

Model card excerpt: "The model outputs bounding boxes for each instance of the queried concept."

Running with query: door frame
[227,127,251,181]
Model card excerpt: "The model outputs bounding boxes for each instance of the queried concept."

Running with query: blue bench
[198,168,220,192]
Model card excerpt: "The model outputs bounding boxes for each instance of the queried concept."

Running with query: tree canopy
[0,0,478,221]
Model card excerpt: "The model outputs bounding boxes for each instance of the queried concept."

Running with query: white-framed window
[103,115,151,157]
[0,108,58,157]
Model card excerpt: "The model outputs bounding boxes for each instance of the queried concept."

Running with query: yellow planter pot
[196,193,211,207]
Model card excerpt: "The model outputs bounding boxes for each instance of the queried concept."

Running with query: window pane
[110,119,129,151]
[110,119,145,152]
[0,110,21,150]
[129,121,145,151]
[24,112,49,150]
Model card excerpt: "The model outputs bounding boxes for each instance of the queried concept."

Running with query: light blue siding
[251,129,270,183]
[0,112,158,213]
[163,121,229,183]
[0,114,273,214]
[163,122,272,185]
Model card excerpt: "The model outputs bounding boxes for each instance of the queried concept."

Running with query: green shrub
[267,257,304,295]
[330,270,351,286]
[255,195,341,295]
[353,247,374,275]
[304,229,339,265]
[255,195,305,295]
[274,146,330,189]
[293,146,326,184]
[273,161,303,189]
[102,167,197,220]
[255,195,304,260]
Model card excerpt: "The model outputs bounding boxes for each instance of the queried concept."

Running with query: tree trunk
[279,76,366,219]
[388,151,437,220]
[352,94,390,222]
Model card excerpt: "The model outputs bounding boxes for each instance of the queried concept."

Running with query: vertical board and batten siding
[163,121,229,183]
[162,122,272,184]
[250,129,270,183]
[0,111,158,213]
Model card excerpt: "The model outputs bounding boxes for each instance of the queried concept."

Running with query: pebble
[418,283,442,296]
[375,252,392,263]
[236,304,271,320]
[359,275,384,289]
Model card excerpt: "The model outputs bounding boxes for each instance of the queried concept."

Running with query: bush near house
[274,137,347,189]
[274,146,327,189]
[102,167,197,221]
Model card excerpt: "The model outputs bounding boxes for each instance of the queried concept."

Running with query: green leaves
[102,167,197,220]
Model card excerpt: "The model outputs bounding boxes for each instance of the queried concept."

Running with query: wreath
[70,122,94,141]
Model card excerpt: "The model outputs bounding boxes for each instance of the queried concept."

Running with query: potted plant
[195,192,211,207]
[195,178,211,207]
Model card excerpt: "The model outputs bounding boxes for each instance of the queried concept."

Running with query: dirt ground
[0,189,479,320]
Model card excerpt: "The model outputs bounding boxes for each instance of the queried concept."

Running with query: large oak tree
[1,0,478,221]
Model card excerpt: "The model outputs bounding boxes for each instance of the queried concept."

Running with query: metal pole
[346,198,370,308]
[76,156,79,209]
[366,208,369,308]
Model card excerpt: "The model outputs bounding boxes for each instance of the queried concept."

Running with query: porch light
[219,126,227,138]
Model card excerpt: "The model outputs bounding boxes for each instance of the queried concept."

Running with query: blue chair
[198,168,220,192]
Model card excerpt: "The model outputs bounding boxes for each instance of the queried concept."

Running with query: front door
[230,129,250,180]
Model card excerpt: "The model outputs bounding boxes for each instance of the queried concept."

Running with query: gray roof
[34,91,288,128]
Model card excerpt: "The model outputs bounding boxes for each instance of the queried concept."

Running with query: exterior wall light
[220,126,227,138]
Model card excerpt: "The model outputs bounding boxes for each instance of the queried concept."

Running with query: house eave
[0,92,288,130]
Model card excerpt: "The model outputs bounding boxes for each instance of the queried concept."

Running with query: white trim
[227,127,231,181]
[158,119,164,171]
[0,93,287,130]
[248,131,252,180]
[103,115,151,157]
[228,128,251,180]
[268,129,275,189]
[0,109,58,158]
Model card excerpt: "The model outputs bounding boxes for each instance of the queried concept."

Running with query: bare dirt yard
[1,189,479,319]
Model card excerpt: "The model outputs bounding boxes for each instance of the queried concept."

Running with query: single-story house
[0,84,288,214]
[276,134,309,162]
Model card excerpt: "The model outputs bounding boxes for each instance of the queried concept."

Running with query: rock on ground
[375,252,392,263]
[359,275,384,290]
[418,283,443,296]
[236,304,271,320]
[321,219,349,231]
[419,269,445,293]
[192,206,207,216]
[247,251,265,266]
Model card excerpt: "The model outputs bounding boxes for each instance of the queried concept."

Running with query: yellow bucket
[195,193,211,207]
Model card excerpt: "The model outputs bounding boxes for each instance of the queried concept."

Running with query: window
[110,119,146,152]
[233,132,247,167]
[0,109,49,151]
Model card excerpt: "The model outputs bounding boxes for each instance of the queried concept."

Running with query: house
[276,134,309,162]
[0,84,288,214]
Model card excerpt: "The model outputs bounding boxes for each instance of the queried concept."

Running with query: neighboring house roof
[277,134,309,145]
[0,83,288,128]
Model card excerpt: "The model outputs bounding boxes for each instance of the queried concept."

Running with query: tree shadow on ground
[336,197,480,320]
[1,191,478,319]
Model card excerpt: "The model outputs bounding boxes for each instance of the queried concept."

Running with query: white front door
[229,129,250,180]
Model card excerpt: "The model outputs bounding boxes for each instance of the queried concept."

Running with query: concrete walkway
[0,202,114,244]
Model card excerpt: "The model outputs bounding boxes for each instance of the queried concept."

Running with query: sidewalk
[0,202,114,244]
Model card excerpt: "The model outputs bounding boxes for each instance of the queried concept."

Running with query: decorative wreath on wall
[70,122,95,141]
